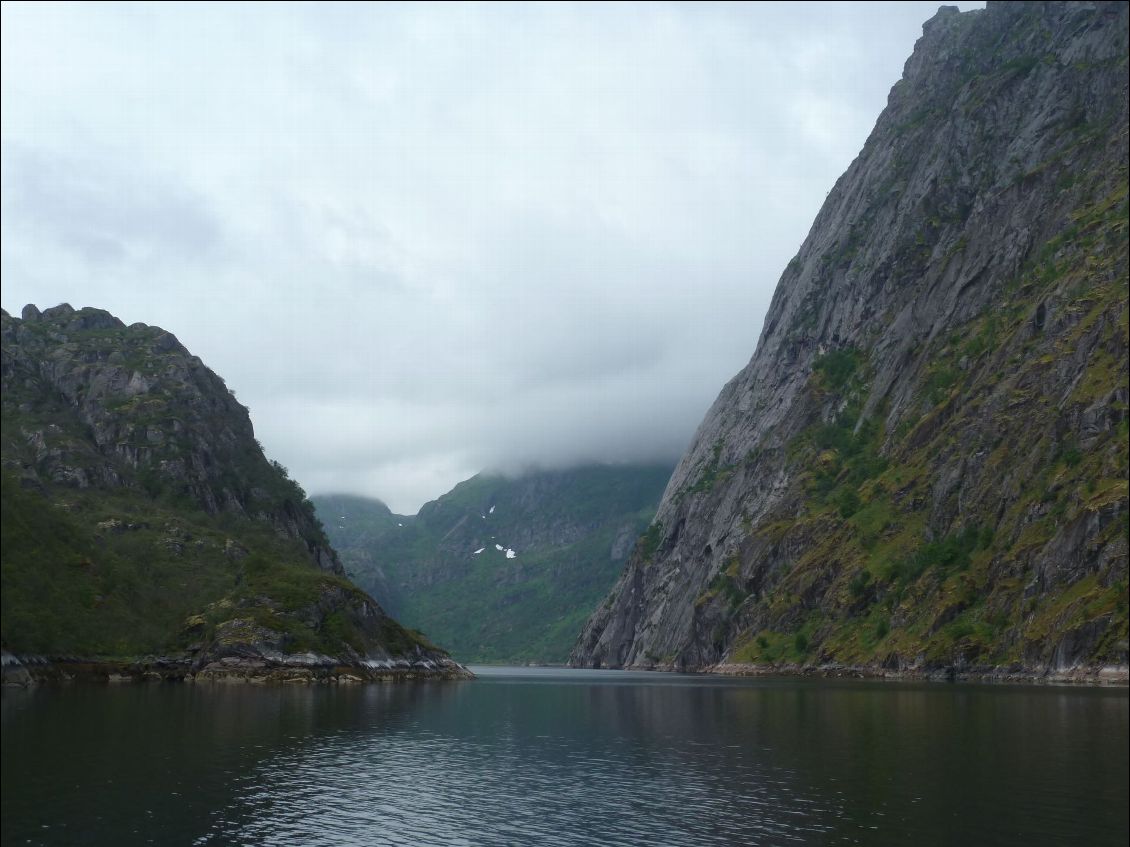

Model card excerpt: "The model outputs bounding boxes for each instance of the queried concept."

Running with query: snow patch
[472,547,485,555]
[494,544,504,551]
[505,548,516,559]
[489,505,496,514]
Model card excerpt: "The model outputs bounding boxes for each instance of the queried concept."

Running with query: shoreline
[707,661,1130,686]
[0,651,473,687]
[6,652,1127,688]
[560,659,1129,686]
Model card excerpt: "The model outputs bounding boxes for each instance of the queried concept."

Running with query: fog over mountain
[1,2,983,512]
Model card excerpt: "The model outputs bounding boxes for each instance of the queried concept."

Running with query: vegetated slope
[573,2,1129,680]
[1,304,465,681]
[311,493,405,607]
[314,464,672,663]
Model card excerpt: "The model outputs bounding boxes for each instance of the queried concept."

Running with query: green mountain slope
[314,464,672,663]
[1,304,465,681]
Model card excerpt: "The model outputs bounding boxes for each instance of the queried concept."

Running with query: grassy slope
[0,473,396,657]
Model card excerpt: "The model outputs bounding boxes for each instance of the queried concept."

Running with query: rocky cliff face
[4,303,340,571]
[1,304,467,681]
[572,2,1129,680]
[315,464,671,663]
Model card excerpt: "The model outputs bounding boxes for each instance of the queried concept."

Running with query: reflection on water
[2,668,1127,846]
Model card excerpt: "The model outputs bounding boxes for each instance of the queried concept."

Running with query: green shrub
[849,570,872,600]
[813,349,862,391]
[835,488,862,519]
[875,617,890,640]
[884,526,985,583]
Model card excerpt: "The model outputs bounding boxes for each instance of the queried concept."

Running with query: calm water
[1,667,1127,846]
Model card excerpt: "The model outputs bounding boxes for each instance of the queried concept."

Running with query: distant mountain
[573,2,1129,681]
[313,493,406,606]
[313,464,672,663]
[1,304,467,682]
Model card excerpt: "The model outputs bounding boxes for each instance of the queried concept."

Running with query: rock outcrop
[1,305,469,682]
[3,303,340,571]
[572,1,1129,682]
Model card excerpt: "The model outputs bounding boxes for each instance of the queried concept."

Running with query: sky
[1,1,984,513]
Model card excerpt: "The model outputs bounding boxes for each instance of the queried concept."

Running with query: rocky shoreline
[0,650,473,687]
[707,662,1129,686]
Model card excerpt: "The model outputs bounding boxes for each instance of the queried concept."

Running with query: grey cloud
[1,1,985,513]
[1,145,225,267]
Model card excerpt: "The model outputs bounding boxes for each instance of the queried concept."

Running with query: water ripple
[201,723,841,846]
[3,669,1127,847]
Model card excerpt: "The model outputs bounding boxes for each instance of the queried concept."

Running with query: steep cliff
[572,2,1129,680]
[1,304,467,681]
[315,464,671,663]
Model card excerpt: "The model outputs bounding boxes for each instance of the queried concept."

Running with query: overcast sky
[2,1,984,512]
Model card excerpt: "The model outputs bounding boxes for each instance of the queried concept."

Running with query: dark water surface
[2,667,1126,846]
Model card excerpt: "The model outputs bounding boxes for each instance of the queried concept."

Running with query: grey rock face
[1,305,342,574]
[572,2,1129,675]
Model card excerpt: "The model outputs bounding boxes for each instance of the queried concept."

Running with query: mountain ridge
[314,463,672,663]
